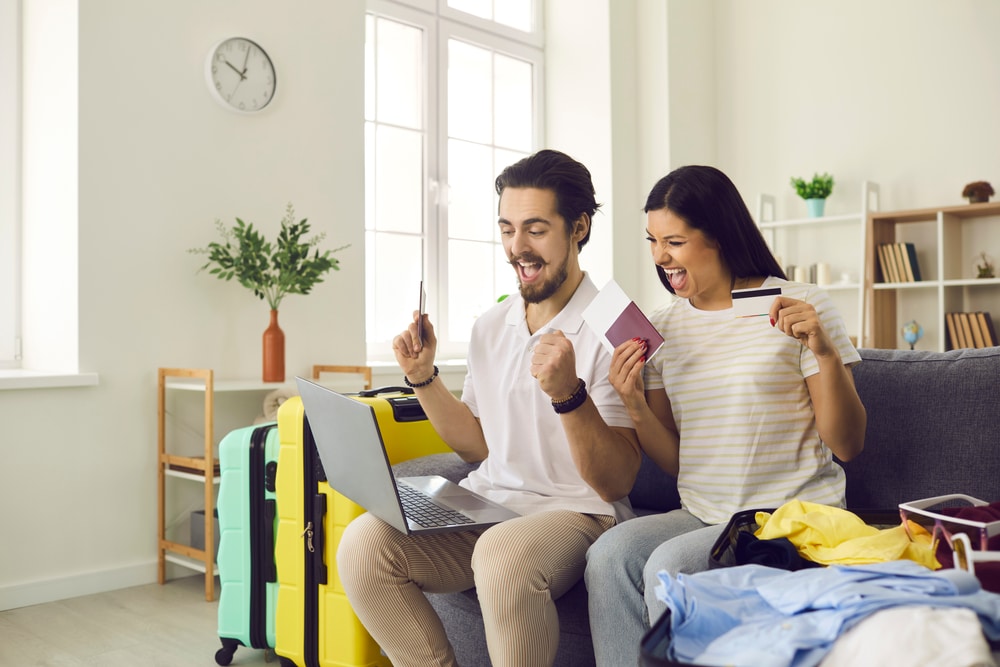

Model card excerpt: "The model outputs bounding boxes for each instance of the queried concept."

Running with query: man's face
[498,187,576,304]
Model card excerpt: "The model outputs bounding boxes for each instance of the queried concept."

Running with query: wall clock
[205,37,276,113]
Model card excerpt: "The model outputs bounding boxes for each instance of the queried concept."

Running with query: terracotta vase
[262,309,285,382]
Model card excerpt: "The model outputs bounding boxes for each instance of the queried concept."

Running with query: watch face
[206,37,276,113]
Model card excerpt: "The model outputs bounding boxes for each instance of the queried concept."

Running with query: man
[337,149,642,666]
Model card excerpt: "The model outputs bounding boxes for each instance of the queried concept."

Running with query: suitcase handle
[357,385,414,397]
[264,499,277,582]
[311,494,328,586]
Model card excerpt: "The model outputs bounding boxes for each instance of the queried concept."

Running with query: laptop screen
[295,377,410,534]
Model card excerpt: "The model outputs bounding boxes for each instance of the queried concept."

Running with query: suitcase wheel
[215,638,239,666]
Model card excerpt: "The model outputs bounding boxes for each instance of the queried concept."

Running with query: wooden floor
[0,576,273,666]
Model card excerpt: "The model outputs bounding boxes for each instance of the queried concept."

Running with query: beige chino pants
[337,509,616,667]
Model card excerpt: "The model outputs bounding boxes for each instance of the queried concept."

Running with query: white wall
[545,0,616,289]
[3,0,999,610]
[1,0,366,610]
[626,0,1000,312]
[716,0,1000,215]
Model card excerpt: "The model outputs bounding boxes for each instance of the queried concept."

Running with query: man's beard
[513,253,569,304]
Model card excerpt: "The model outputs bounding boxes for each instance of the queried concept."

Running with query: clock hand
[224,59,247,81]
[241,43,251,75]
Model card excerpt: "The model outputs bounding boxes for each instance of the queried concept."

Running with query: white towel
[253,386,298,424]
[820,606,997,667]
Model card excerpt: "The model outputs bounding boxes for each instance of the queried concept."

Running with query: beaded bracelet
[404,365,439,388]
[552,378,587,414]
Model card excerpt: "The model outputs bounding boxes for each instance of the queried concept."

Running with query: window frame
[0,0,22,368]
[365,0,544,363]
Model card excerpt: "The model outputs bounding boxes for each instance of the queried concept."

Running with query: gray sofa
[392,347,1000,666]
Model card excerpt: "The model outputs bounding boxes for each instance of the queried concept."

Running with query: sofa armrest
[392,452,480,484]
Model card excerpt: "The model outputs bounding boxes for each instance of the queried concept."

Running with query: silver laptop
[295,377,519,535]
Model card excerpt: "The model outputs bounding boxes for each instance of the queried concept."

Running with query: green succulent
[790,173,834,200]
[189,203,348,310]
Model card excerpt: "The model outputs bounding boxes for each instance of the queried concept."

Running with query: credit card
[732,287,781,318]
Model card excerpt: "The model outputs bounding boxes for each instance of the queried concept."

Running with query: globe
[901,320,924,349]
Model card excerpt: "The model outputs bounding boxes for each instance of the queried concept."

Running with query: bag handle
[356,385,414,397]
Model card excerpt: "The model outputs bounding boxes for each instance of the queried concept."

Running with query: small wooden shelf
[157,364,372,601]
[157,368,282,600]
[157,368,219,601]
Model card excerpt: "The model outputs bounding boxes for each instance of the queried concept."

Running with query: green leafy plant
[790,172,834,200]
[189,203,348,310]
[976,251,996,279]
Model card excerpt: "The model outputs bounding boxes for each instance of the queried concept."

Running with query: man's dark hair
[644,165,785,294]
[495,149,601,251]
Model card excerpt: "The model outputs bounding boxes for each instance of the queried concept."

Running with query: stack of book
[945,312,998,349]
[876,242,922,283]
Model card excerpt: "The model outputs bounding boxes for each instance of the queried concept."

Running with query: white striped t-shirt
[643,277,861,524]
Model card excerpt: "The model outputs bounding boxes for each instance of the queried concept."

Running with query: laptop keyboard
[397,483,476,528]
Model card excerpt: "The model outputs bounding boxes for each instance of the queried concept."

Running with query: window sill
[0,369,100,390]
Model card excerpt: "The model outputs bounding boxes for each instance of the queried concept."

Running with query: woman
[585,165,867,667]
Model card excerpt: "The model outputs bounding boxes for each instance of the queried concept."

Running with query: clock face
[206,37,276,113]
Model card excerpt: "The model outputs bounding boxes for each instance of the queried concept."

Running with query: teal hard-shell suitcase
[215,422,280,665]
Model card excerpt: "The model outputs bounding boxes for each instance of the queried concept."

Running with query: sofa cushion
[842,347,1000,509]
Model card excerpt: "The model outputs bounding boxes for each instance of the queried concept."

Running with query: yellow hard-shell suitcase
[274,388,453,667]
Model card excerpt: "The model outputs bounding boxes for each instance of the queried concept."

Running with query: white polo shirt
[459,274,635,521]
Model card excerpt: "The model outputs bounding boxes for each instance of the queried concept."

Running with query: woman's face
[646,208,731,310]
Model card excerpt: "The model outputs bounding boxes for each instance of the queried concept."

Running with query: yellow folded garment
[754,499,940,569]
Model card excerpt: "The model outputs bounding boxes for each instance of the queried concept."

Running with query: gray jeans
[584,510,725,667]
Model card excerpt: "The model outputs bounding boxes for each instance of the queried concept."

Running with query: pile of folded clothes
[648,497,1000,667]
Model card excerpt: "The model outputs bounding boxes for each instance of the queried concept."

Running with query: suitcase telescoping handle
[356,385,414,397]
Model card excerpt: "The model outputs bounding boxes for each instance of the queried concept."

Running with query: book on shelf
[967,312,987,348]
[946,311,998,349]
[959,312,975,349]
[901,242,922,281]
[891,243,910,282]
[945,312,963,349]
[877,242,921,283]
[876,244,898,283]
[977,312,998,347]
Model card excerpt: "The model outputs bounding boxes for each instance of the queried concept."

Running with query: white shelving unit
[756,182,880,346]
[866,201,1000,351]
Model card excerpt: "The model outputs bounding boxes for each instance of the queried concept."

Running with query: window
[365,0,543,361]
[0,0,21,368]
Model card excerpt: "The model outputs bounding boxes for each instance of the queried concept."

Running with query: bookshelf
[756,182,880,346]
[865,201,1000,351]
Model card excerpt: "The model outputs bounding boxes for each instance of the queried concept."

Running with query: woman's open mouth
[664,267,687,291]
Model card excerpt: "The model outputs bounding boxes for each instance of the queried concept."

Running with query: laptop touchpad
[444,496,499,511]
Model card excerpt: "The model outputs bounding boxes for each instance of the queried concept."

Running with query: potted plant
[962,181,994,204]
[790,172,834,217]
[976,251,996,279]
[189,203,348,382]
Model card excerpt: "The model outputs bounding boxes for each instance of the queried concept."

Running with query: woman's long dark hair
[644,165,785,294]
